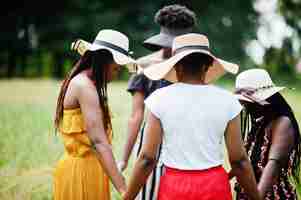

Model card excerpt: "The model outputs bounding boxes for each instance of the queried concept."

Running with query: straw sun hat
[142,33,239,83]
[70,29,136,71]
[235,69,285,104]
[71,38,163,73]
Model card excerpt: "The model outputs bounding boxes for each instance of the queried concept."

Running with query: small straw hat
[235,69,285,104]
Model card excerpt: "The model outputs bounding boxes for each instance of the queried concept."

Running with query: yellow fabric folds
[54,108,111,200]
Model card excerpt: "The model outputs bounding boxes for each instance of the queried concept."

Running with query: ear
[175,63,184,80]
[175,63,183,73]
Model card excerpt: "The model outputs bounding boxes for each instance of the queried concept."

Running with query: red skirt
[158,166,232,200]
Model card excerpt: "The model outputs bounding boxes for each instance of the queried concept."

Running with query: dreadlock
[54,49,113,133]
[241,92,301,184]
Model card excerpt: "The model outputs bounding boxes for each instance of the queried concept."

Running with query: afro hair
[154,4,196,29]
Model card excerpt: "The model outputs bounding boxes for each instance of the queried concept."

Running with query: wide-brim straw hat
[142,33,239,83]
[143,27,193,51]
[71,29,136,71]
[235,69,285,103]
[136,50,165,69]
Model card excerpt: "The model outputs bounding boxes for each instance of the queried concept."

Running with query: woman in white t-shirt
[123,34,261,200]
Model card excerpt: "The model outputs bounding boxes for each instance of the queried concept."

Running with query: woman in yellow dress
[53,29,135,200]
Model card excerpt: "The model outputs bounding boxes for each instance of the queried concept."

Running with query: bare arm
[77,82,126,194]
[120,91,145,171]
[257,117,295,197]
[225,115,261,200]
[123,112,163,200]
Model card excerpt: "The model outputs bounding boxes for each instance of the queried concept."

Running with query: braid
[92,53,113,132]
[54,50,113,135]
[241,93,301,184]
[54,57,90,131]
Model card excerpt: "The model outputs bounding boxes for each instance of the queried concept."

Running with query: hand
[121,190,127,200]
[257,186,265,200]
[117,175,127,196]
[118,160,128,172]
[121,191,132,200]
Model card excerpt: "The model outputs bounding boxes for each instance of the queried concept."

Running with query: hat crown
[235,69,274,89]
[172,33,210,51]
[94,29,129,51]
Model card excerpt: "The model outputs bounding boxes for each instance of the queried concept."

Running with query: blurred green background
[1,0,301,199]
[2,0,301,81]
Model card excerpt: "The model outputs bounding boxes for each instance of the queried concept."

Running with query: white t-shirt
[144,83,242,170]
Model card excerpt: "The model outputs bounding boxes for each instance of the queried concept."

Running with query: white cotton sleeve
[228,98,243,120]
[144,91,162,119]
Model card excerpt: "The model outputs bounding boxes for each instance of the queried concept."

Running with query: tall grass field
[0,79,300,199]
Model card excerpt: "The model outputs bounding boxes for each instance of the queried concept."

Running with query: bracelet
[268,158,281,165]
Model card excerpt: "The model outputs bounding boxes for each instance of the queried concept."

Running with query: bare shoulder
[273,116,292,129]
[70,73,94,91]
[67,74,97,100]
[271,116,294,137]
[71,74,101,108]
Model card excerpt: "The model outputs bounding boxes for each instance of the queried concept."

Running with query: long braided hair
[54,49,113,133]
[241,92,301,184]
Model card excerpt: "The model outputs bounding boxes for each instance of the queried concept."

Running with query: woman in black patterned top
[119,5,197,200]
[233,69,301,200]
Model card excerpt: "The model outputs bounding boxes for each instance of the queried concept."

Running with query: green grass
[0,79,132,200]
[0,78,300,199]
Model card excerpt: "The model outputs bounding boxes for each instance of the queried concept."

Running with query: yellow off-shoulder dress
[53,108,112,200]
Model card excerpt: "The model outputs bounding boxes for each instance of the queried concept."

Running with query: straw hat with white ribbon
[235,69,285,104]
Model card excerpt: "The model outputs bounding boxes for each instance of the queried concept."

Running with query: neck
[179,75,206,85]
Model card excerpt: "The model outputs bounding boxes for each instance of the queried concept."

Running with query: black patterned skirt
[135,122,163,200]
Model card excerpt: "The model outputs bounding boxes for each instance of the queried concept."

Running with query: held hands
[118,160,128,172]
[121,190,131,200]
[116,175,127,199]
[117,178,131,200]
[257,186,264,200]
[116,174,132,200]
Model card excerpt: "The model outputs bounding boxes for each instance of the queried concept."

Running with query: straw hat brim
[143,49,239,83]
[235,86,285,103]
[136,50,164,69]
[88,44,136,71]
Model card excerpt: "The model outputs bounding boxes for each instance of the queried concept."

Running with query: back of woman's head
[176,53,213,78]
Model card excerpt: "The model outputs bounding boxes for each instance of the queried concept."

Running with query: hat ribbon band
[93,40,129,56]
[174,45,210,55]
[235,87,270,106]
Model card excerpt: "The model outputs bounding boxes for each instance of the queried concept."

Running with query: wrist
[257,185,264,200]
[118,184,126,195]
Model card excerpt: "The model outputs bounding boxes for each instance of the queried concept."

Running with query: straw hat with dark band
[142,33,239,83]
[70,29,136,71]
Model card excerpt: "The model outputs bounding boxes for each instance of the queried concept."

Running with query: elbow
[131,110,144,124]
[92,139,112,154]
[139,154,157,170]
[230,156,250,174]
[86,118,98,133]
